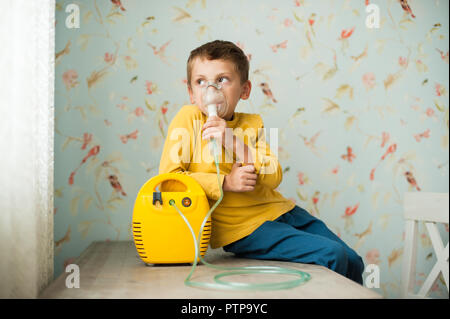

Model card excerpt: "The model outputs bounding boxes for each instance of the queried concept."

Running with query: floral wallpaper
[54,0,449,298]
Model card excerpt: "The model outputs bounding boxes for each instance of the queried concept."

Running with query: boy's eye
[218,77,229,84]
[197,79,206,86]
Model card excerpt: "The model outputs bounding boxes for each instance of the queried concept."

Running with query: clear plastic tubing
[169,115,311,290]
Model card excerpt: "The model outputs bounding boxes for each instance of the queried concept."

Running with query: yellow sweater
[158,105,295,248]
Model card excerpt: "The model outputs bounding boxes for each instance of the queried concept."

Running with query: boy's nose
[203,82,226,107]
[205,81,221,90]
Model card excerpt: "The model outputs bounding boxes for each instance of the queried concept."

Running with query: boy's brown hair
[186,40,249,88]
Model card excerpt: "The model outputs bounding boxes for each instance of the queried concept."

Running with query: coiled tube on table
[169,136,311,291]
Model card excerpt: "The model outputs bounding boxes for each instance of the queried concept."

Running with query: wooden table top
[40,241,382,299]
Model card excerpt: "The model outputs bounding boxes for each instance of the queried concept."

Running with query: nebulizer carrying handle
[169,81,311,290]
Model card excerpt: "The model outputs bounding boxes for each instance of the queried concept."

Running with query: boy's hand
[201,115,227,145]
[201,115,253,164]
[223,162,257,192]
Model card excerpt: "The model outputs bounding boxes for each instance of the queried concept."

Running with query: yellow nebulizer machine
[132,173,212,264]
[132,81,311,290]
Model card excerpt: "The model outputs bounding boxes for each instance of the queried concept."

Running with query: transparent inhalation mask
[200,81,228,118]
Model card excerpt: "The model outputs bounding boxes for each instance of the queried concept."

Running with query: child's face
[188,58,251,121]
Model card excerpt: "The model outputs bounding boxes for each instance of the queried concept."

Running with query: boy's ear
[240,80,252,100]
[187,85,195,104]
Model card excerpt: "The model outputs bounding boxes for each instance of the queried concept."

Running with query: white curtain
[0,0,55,298]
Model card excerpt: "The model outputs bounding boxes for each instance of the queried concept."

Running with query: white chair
[401,192,449,298]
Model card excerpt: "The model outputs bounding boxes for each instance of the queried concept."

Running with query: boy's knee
[321,242,348,273]
[351,253,365,274]
[346,251,365,285]
[346,249,364,271]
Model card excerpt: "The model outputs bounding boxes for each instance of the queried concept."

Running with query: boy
[158,40,365,285]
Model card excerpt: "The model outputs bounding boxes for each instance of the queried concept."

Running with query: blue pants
[223,205,365,285]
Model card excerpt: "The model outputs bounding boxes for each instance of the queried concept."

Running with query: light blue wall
[55,0,449,298]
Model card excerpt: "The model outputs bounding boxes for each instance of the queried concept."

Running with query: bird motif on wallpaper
[404,171,421,191]
[381,143,397,160]
[299,131,323,157]
[288,107,306,127]
[81,133,92,150]
[354,221,373,250]
[413,129,430,142]
[354,221,372,240]
[55,40,71,65]
[342,203,359,231]
[339,26,355,40]
[54,226,72,255]
[111,0,126,11]
[388,248,403,267]
[172,6,192,23]
[436,49,449,64]
[350,44,368,62]
[292,107,306,118]
[350,42,368,62]
[310,190,320,217]
[147,40,172,65]
[119,129,139,144]
[270,40,288,53]
[349,44,368,71]
[370,143,397,181]
[341,146,356,163]
[68,145,100,185]
[338,26,355,52]
[399,0,415,18]
[108,175,127,196]
[344,203,360,217]
[259,82,277,103]
[297,171,307,186]
[381,131,390,148]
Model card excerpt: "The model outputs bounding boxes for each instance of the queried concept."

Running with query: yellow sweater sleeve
[242,114,283,190]
[158,106,226,201]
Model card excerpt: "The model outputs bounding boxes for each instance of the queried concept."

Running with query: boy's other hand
[223,162,257,192]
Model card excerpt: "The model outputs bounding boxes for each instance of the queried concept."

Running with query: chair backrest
[401,192,449,298]
[404,192,449,224]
